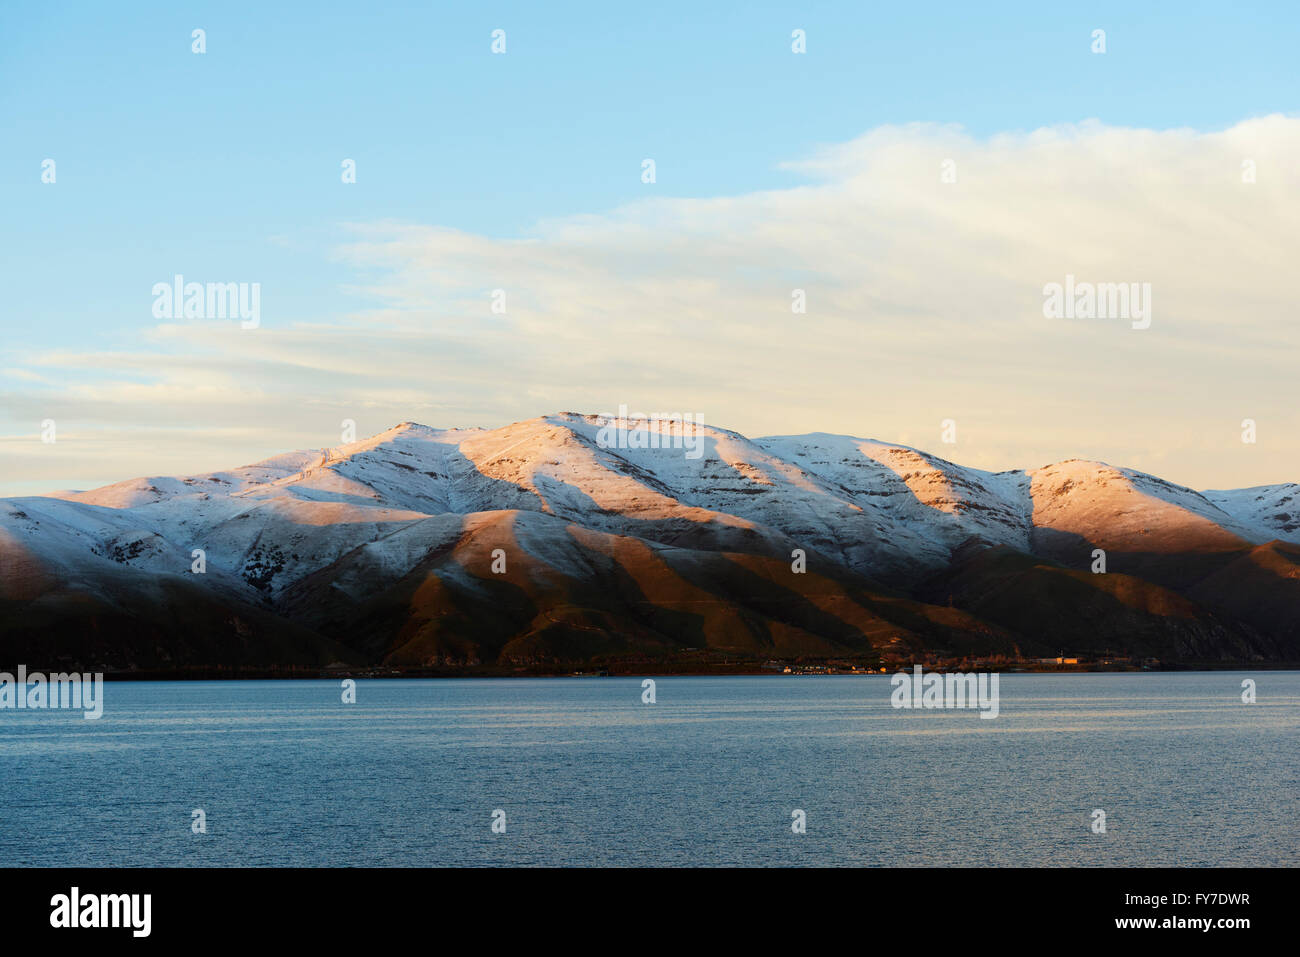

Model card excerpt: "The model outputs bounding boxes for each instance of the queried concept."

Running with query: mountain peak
[4,411,1299,670]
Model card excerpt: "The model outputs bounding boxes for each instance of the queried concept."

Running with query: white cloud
[4,116,1298,493]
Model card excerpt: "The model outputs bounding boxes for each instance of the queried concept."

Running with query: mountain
[3,413,1297,672]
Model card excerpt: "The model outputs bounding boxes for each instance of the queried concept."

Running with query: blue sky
[2,1,1298,493]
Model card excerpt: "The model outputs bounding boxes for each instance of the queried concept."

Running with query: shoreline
[13,662,1296,681]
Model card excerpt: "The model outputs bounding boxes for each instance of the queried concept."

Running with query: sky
[1,0,1298,495]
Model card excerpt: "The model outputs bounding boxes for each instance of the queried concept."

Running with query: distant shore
[26,660,1299,681]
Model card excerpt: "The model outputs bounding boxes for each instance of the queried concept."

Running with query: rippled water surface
[1,673,1296,866]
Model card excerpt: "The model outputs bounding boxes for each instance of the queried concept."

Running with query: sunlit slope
[3,414,1296,668]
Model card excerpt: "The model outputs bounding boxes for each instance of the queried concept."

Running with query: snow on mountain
[1026,460,1260,556]
[754,433,1033,565]
[3,414,1296,602]
[5,414,1298,669]
[1200,484,1300,544]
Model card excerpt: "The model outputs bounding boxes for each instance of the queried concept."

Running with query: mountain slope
[2,414,1297,669]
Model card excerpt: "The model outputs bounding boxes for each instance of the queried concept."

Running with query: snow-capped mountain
[3,413,1297,670]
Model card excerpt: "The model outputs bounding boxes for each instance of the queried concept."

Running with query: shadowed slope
[3,415,1297,669]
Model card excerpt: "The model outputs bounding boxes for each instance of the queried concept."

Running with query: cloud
[4,116,1299,493]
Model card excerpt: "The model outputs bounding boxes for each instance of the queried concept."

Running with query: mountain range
[3,413,1298,672]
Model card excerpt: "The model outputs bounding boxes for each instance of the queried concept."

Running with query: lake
[1,673,1295,866]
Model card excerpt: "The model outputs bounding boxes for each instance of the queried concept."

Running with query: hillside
[3,414,1297,672]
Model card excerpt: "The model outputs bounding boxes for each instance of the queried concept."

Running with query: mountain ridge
[3,413,1297,671]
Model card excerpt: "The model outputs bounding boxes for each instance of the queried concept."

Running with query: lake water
[1,673,1296,866]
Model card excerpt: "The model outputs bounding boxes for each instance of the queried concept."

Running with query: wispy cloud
[4,116,1298,493]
